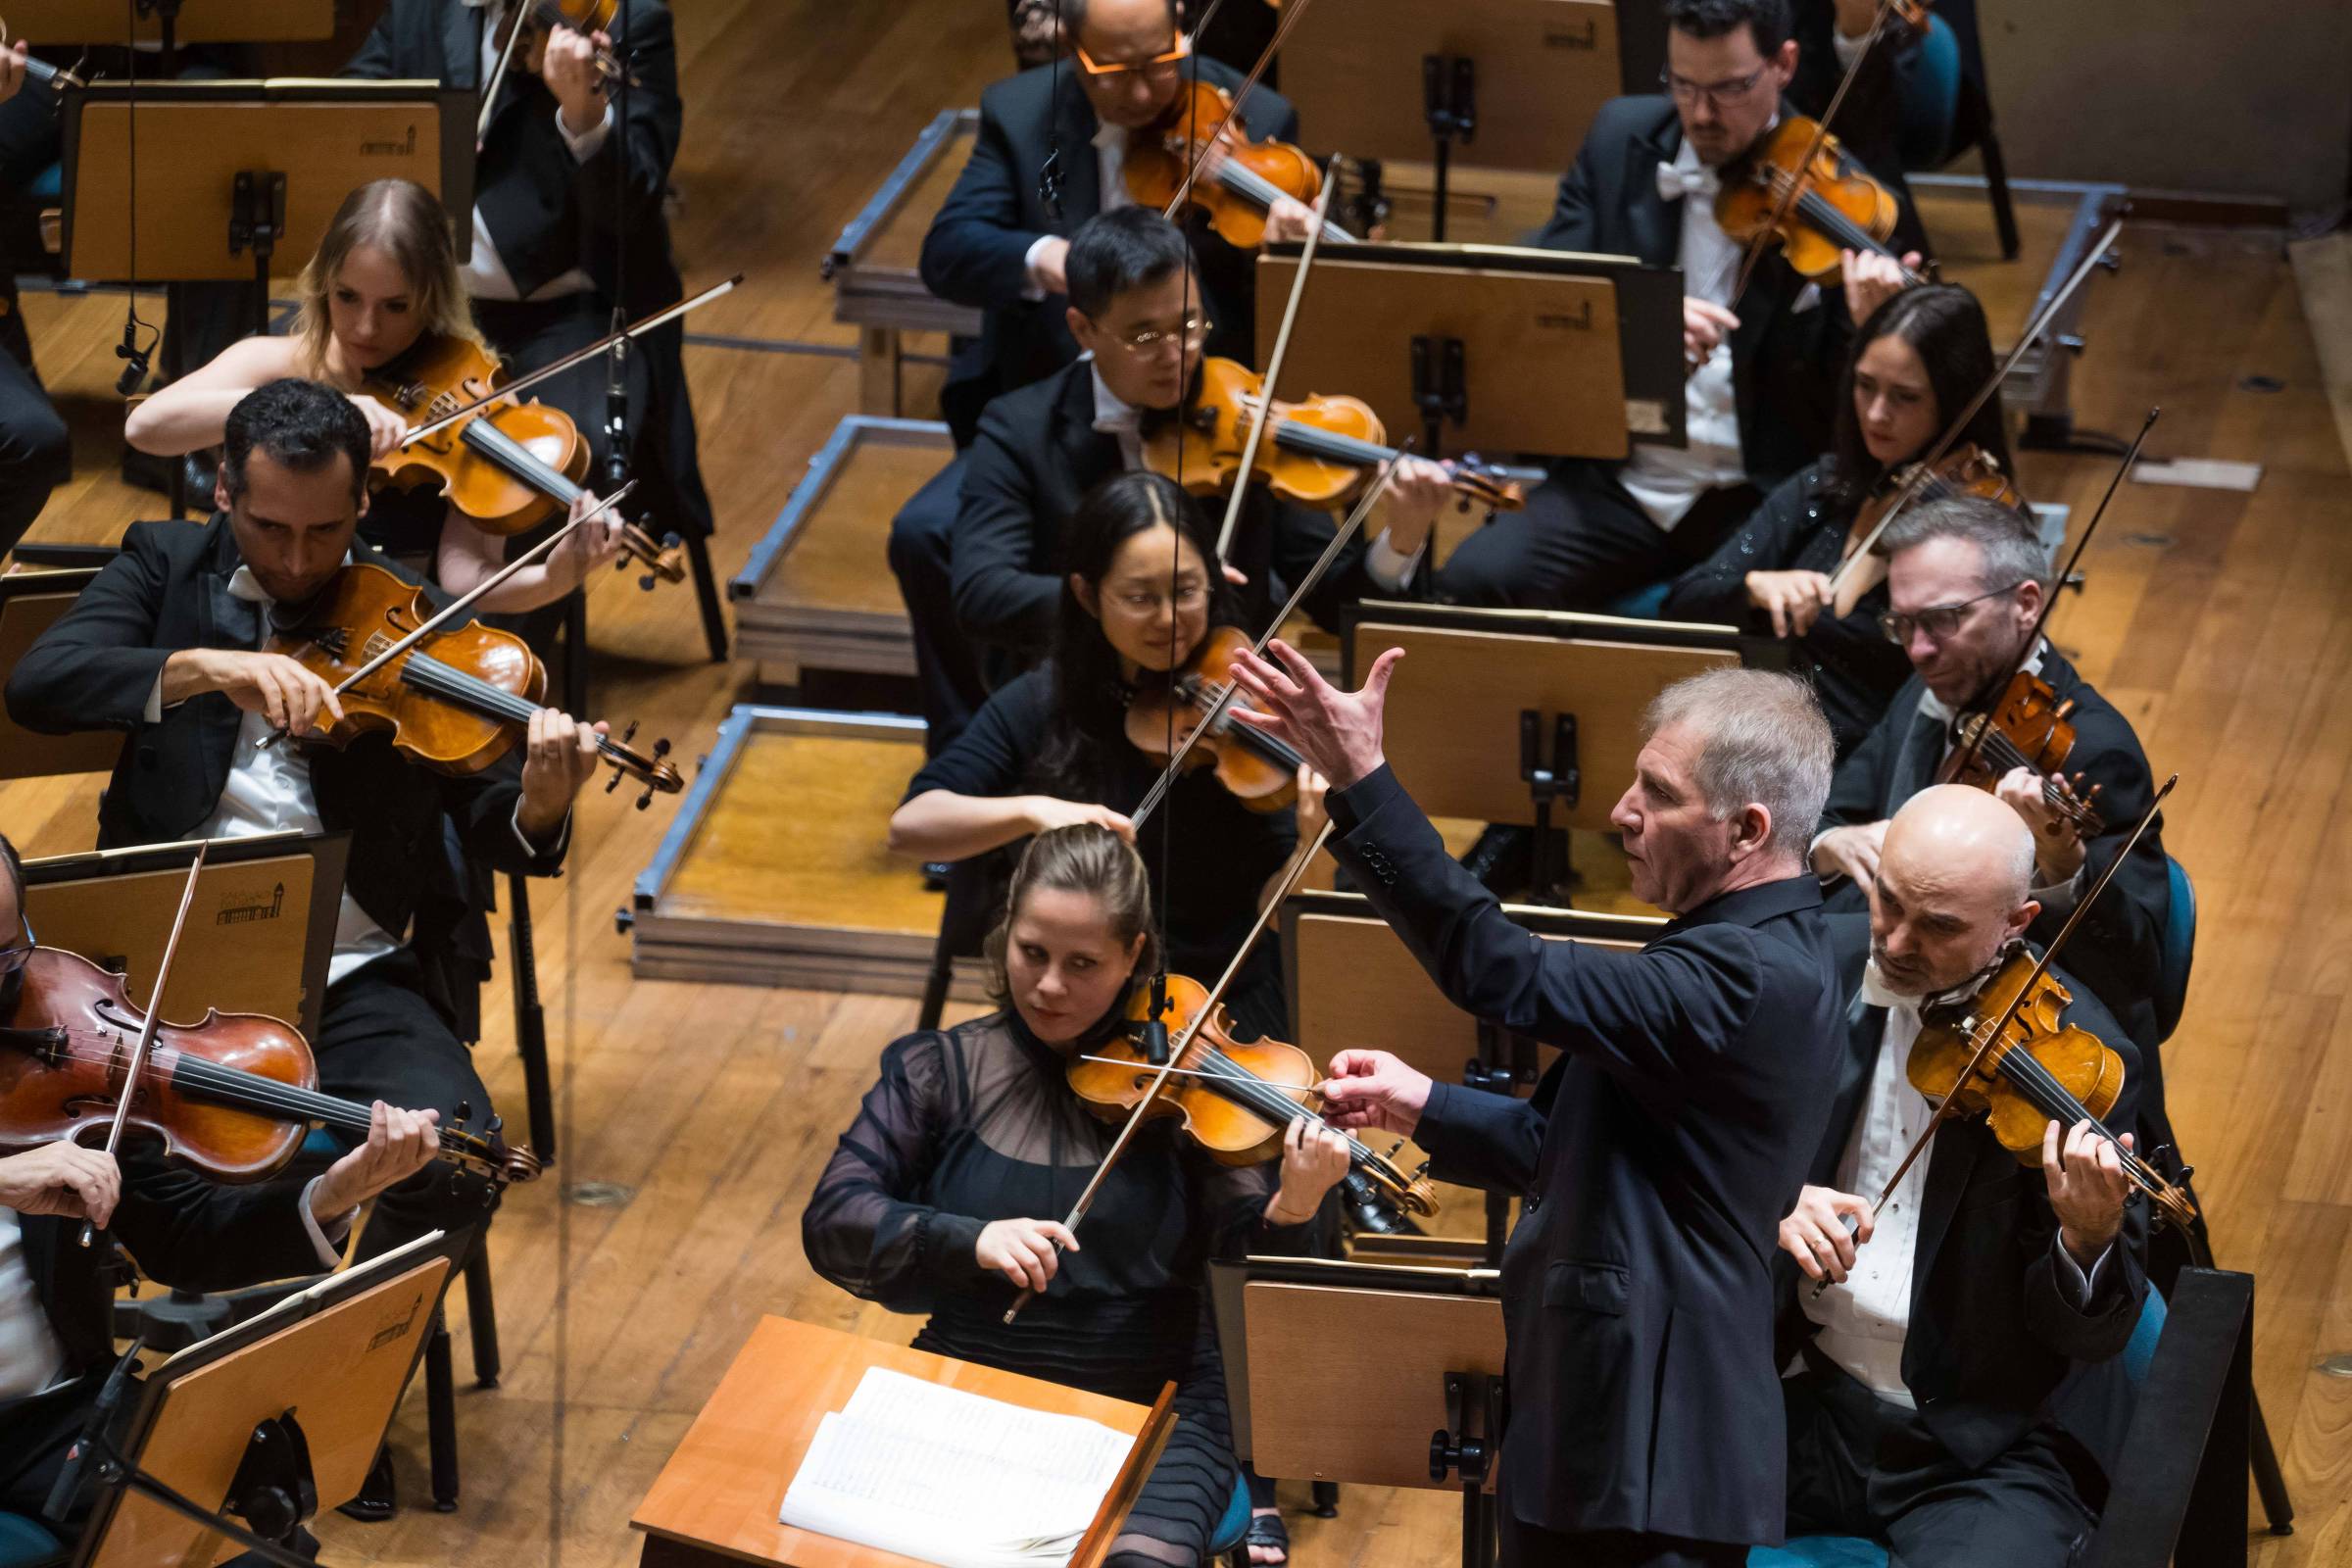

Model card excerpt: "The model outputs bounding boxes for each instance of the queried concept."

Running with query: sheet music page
[778,1367,1136,1568]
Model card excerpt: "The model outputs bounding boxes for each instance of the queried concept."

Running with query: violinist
[1231,657,1844,1566]
[920,0,1311,440]
[1777,786,2148,1566]
[0,36,70,556]
[1807,497,2175,1141]
[343,0,719,551]
[0,832,445,1532]
[894,470,1325,1043]
[1663,283,2013,754]
[804,824,1349,1568]
[125,178,627,613]
[1788,0,1923,204]
[1438,0,1921,611]
[5,379,607,1268]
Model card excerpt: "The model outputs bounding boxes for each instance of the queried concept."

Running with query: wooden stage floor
[5,3,2349,1562]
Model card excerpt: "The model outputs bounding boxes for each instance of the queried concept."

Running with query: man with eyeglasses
[0,829,442,1538]
[920,0,1311,447]
[944,207,1452,697]
[1809,496,2176,1160]
[1432,0,1922,612]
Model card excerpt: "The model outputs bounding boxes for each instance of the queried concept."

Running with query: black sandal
[1244,1509,1290,1565]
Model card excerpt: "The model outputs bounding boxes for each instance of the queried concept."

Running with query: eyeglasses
[1878,583,2025,645]
[1658,62,1773,108]
[1074,31,1191,83]
[0,918,35,977]
[1104,313,1213,357]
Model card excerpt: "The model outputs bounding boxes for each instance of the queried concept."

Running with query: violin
[1717,117,1926,286]
[368,335,685,588]
[266,560,685,808]
[1907,948,2195,1231]
[1145,357,1532,514]
[1125,79,1356,250]
[1938,669,2107,836]
[1126,624,1305,813]
[0,947,540,1191]
[0,24,84,93]
[1066,972,1440,1233]
[1834,444,2023,615]
[494,0,636,87]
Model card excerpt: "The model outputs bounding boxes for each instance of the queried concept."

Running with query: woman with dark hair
[1662,281,2021,753]
[890,467,1326,1043]
[805,823,1349,1568]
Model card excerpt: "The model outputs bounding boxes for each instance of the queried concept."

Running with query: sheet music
[778,1367,1135,1568]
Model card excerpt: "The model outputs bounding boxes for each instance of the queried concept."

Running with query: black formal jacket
[1774,912,2149,1484]
[918,56,1298,419]
[346,0,686,315]
[949,358,1383,659]
[10,1166,331,1382]
[1534,95,1919,487]
[1816,647,2173,1138]
[1329,763,1843,1544]
[3,515,568,948]
[1788,1,1926,236]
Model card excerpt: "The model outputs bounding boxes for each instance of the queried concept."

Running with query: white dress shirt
[1617,138,1753,531]
[461,0,611,304]
[1802,960,2108,1406]
[1085,358,1422,591]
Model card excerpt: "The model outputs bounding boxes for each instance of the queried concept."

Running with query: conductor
[1225,647,1846,1566]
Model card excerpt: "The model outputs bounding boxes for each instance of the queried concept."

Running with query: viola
[1939,668,2107,836]
[1144,357,1532,514]
[1126,624,1305,813]
[1066,972,1440,1233]
[1716,117,1926,286]
[267,560,684,808]
[1907,948,2194,1231]
[1125,79,1356,250]
[0,947,540,1190]
[368,334,685,588]
[1833,444,2023,616]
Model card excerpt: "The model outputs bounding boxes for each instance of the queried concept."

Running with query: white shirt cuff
[2051,1235,2111,1308]
[1020,233,1056,301]
[1833,25,1872,68]
[557,101,613,162]
[298,1175,358,1268]
[1365,527,1426,593]
[144,671,167,724]
[512,801,569,861]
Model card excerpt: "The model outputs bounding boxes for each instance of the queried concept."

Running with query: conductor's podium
[732,416,955,685]
[823,108,983,416]
[623,706,986,1003]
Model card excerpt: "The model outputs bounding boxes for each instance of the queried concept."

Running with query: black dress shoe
[335,1445,396,1523]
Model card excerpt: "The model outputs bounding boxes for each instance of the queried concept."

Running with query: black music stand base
[76,1418,323,1568]
[1429,1370,1503,1568]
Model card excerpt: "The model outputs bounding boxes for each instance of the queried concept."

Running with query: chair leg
[1310,1481,1340,1518]
[465,1237,502,1390]
[563,592,591,721]
[2250,1390,2296,1535]
[916,938,954,1034]
[1977,123,2023,262]
[508,871,557,1163]
[686,531,729,662]
[425,1311,460,1512]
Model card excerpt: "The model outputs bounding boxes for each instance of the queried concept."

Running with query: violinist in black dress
[1664,283,2016,755]
[805,823,1350,1568]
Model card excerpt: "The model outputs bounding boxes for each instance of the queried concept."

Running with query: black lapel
[1053,362,1114,484]
[1911,1116,1988,1298]
[442,0,482,89]
[1052,74,1103,232]
[1625,109,1682,269]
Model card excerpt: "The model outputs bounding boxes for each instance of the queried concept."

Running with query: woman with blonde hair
[126,177,621,612]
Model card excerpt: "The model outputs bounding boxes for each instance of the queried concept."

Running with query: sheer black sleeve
[803,1031,995,1314]
[1661,463,1829,627]
[1183,1145,1317,1264]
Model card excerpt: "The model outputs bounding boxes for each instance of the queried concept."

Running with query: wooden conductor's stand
[58,76,473,516]
[1212,1256,1508,1567]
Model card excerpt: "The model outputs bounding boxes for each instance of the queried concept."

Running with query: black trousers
[0,1369,106,1537]
[1433,460,1759,611]
[1782,1356,2098,1568]
[1498,1512,1745,1568]
[886,453,988,756]
[314,948,500,1257]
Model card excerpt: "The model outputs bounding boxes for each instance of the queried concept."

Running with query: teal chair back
[2155,856,2195,1044]
[0,1511,65,1568]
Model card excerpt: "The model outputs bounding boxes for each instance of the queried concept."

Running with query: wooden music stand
[1210,1255,1506,1566]
[0,566,120,779]
[6,0,332,46]
[631,1315,1176,1568]
[1254,242,1686,465]
[1278,0,1618,237]
[21,831,350,1040]
[71,1228,467,1568]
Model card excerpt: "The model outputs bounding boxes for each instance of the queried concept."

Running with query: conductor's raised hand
[976,1216,1078,1292]
[1226,639,1400,791]
[1317,1050,1432,1137]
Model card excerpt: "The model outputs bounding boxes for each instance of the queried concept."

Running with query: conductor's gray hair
[1642,668,1836,858]
[1881,494,2051,595]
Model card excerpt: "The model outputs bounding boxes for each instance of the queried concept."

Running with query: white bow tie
[1656,160,1721,203]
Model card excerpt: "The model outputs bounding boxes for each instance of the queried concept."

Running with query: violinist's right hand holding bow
[162,649,347,737]
[0,41,27,104]
[1811,820,1886,888]
[1745,568,1836,638]
[977,1216,1079,1292]
[1780,1184,1875,1284]
[350,393,411,463]
[0,1144,122,1224]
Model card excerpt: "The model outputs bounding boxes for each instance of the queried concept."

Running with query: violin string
[1958,1020,2171,1196]
[1959,726,2102,825]
[1184,1043,1404,1181]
